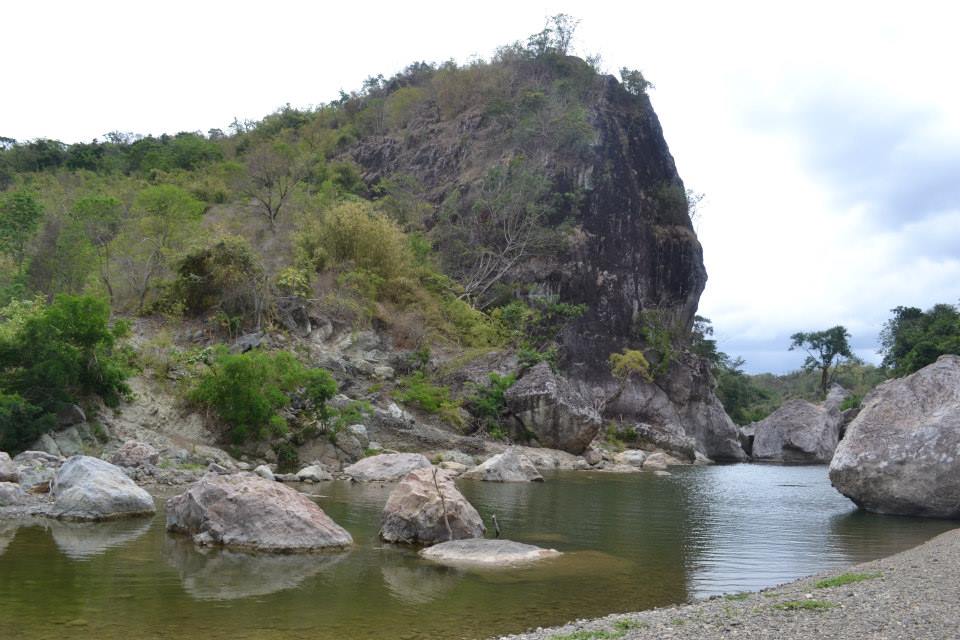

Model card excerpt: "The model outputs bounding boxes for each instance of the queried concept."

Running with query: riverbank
[498,526,960,640]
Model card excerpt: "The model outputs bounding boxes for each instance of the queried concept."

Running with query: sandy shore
[497,526,960,640]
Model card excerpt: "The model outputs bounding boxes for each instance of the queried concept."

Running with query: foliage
[774,599,835,611]
[815,572,881,589]
[228,138,306,231]
[839,394,861,411]
[0,190,44,271]
[493,297,586,368]
[0,295,133,452]
[633,310,679,378]
[190,347,336,443]
[619,67,654,96]
[608,349,653,383]
[789,326,855,396]
[879,303,960,377]
[713,355,775,425]
[464,372,516,435]
[394,372,463,427]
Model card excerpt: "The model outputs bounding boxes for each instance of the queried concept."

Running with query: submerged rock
[166,473,353,551]
[462,448,543,482]
[420,538,560,567]
[380,467,485,545]
[0,452,18,483]
[830,355,960,518]
[750,399,842,463]
[109,441,160,468]
[343,453,431,482]
[50,456,156,520]
[504,363,601,454]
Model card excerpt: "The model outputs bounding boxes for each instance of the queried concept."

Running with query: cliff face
[347,61,744,461]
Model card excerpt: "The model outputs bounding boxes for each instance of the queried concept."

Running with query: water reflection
[828,510,956,562]
[0,520,17,556]
[163,536,350,600]
[380,548,464,605]
[48,517,152,560]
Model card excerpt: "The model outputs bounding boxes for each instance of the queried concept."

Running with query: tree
[72,194,124,303]
[789,326,854,396]
[0,190,43,273]
[879,303,960,377]
[231,140,305,232]
[619,68,654,96]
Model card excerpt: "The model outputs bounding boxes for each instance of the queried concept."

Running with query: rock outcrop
[380,467,485,544]
[750,399,842,463]
[109,441,160,468]
[462,448,543,482]
[504,363,601,454]
[0,482,26,507]
[343,453,431,482]
[830,355,960,518]
[12,451,63,492]
[420,539,560,567]
[166,473,353,551]
[296,464,333,482]
[0,452,18,483]
[50,456,156,520]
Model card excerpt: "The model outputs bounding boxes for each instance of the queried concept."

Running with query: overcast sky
[3,1,958,373]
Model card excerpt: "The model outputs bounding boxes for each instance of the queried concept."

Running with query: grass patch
[613,619,647,632]
[775,599,835,611]
[549,619,647,640]
[815,572,881,589]
[724,592,750,601]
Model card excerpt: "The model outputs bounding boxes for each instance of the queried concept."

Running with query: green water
[0,464,954,639]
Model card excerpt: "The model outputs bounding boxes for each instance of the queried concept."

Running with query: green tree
[0,190,44,273]
[879,303,960,376]
[72,194,124,303]
[789,326,855,396]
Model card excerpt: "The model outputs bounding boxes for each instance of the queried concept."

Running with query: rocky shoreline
[497,526,960,640]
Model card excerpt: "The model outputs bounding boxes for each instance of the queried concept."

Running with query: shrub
[394,372,463,427]
[465,372,516,435]
[190,348,336,444]
[173,237,267,323]
[608,349,653,383]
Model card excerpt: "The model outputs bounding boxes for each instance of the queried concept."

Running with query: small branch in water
[492,514,501,538]
[432,468,453,541]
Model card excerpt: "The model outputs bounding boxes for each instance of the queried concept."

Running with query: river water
[0,464,954,639]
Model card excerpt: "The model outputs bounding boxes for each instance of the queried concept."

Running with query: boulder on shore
[109,441,160,468]
[750,399,842,463]
[380,467,485,545]
[420,538,560,567]
[50,456,156,520]
[296,464,333,483]
[0,482,27,507]
[343,453,431,482]
[0,452,18,483]
[830,355,960,518]
[462,448,543,482]
[166,473,353,551]
[504,362,601,454]
[13,451,63,493]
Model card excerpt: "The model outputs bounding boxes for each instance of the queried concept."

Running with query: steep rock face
[830,355,960,518]
[349,63,735,460]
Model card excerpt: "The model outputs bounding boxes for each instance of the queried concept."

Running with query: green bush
[190,348,336,444]
[609,349,653,383]
[173,237,266,322]
[465,372,516,435]
[394,372,463,427]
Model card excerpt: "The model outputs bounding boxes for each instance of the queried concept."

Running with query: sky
[3,1,958,373]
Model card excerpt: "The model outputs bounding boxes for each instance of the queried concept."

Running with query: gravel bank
[497,527,960,640]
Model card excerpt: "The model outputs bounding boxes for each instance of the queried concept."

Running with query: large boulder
[461,448,543,482]
[50,456,156,520]
[830,355,960,518]
[504,363,601,454]
[0,482,27,507]
[420,539,560,567]
[109,441,160,468]
[166,473,353,551]
[343,453,431,482]
[296,464,333,483]
[0,452,18,483]
[380,467,485,545]
[13,450,63,492]
[750,399,842,463]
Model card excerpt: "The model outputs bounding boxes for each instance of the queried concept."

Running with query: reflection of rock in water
[380,553,463,605]
[0,520,18,556]
[48,517,152,559]
[163,536,348,600]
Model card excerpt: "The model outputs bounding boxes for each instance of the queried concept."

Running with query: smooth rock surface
[380,467,485,545]
[613,450,647,468]
[420,538,560,567]
[830,355,960,518]
[110,441,160,468]
[0,452,18,483]
[751,399,842,463]
[504,363,602,454]
[641,452,684,471]
[253,465,275,481]
[343,453,431,482]
[462,448,543,482]
[0,482,26,506]
[296,464,333,482]
[166,472,353,551]
[50,456,156,520]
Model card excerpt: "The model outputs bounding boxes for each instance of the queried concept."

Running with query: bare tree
[233,141,305,232]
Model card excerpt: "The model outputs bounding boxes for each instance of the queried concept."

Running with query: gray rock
[296,464,333,482]
[253,465,275,481]
[0,452,18,483]
[0,482,26,506]
[751,399,841,463]
[583,448,603,465]
[334,429,367,460]
[52,426,85,457]
[50,456,156,520]
[207,463,229,474]
[343,453,431,482]
[13,450,63,493]
[825,384,852,411]
[109,441,160,468]
[432,450,477,467]
[830,355,960,518]
[274,473,300,483]
[613,449,647,468]
[166,473,353,551]
[642,452,683,471]
[438,461,469,475]
[462,448,543,482]
[505,363,601,454]
[420,538,560,567]
[231,332,265,354]
[380,467,485,545]
[57,404,86,427]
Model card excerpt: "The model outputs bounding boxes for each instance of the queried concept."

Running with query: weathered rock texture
[420,538,560,567]
[50,456,156,520]
[346,61,741,462]
[0,452,18,483]
[109,441,160,468]
[830,355,960,518]
[166,473,353,551]
[462,448,543,482]
[505,362,601,454]
[380,467,485,544]
[751,399,842,463]
[343,453,432,482]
